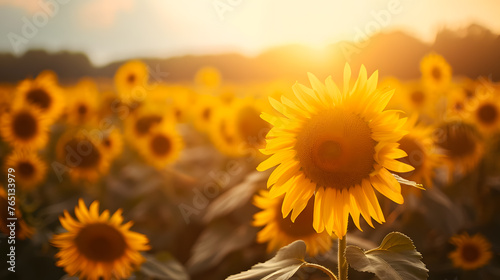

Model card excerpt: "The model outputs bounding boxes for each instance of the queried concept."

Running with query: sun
[257,64,419,238]
[51,199,151,280]
[449,232,492,270]
[253,190,333,256]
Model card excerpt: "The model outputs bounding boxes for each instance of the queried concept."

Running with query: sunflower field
[1,3,500,280]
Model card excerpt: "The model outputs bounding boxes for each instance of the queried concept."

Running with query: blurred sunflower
[195,66,221,88]
[114,60,149,104]
[0,83,12,117]
[434,121,484,179]
[137,124,183,169]
[229,98,271,152]
[253,190,333,256]
[420,52,452,91]
[4,150,47,191]
[124,106,169,148]
[0,106,49,150]
[101,129,124,160]
[13,73,64,121]
[449,233,492,270]
[56,131,110,182]
[395,115,441,197]
[257,64,417,238]
[65,78,100,126]
[52,199,150,280]
[191,94,220,133]
[209,105,241,157]
[466,90,500,135]
[0,187,33,239]
[445,88,469,118]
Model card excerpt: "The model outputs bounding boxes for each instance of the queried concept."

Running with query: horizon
[1,0,500,66]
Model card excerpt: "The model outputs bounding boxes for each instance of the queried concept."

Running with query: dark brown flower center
[12,112,38,140]
[295,109,375,190]
[75,223,127,262]
[202,108,212,121]
[65,138,102,169]
[461,243,481,263]
[77,104,88,117]
[410,91,425,106]
[127,74,136,85]
[150,134,172,157]
[134,115,162,136]
[26,88,51,110]
[476,103,498,125]
[18,162,35,178]
[103,138,111,148]
[237,106,270,148]
[431,66,442,81]
[276,196,317,238]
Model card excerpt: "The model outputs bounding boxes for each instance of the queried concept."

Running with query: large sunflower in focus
[420,53,452,91]
[52,199,150,280]
[257,64,417,238]
[0,106,49,150]
[449,233,492,270]
[4,150,47,191]
[13,73,64,121]
[253,190,333,256]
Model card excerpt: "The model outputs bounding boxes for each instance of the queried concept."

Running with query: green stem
[338,235,348,280]
[302,263,338,280]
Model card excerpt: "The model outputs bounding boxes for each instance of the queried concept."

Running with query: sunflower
[420,52,452,92]
[4,150,47,191]
[13,73,64,121]
[0,106,49,150]
[449,233,492,270]
[114,60,149,104]
[228,98,272,152]
[124,106,170,148]
[253,190,333,256]
[195,66,221,88]
[209,104,241,157]
[136,124,183,169]
[56,131,110,182]
[51,199,150,280]
[445,87,469,118]
[191,94,220,133]
[257,64,418,238]
[101,129,124,160]
[394,115,441,197]
[0,187,33,239]
[0,83,13,117]
[65,78,100,126]
[434,121,484,179]
[466,89,500,135]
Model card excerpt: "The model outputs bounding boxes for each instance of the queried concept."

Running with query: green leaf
[140,253,189,280]
[226,240,307,280]
[345,232,428,280]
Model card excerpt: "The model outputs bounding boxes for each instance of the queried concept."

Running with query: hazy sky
[1,0,499,66]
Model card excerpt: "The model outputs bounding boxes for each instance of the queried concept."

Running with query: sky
[1,0,500,66]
